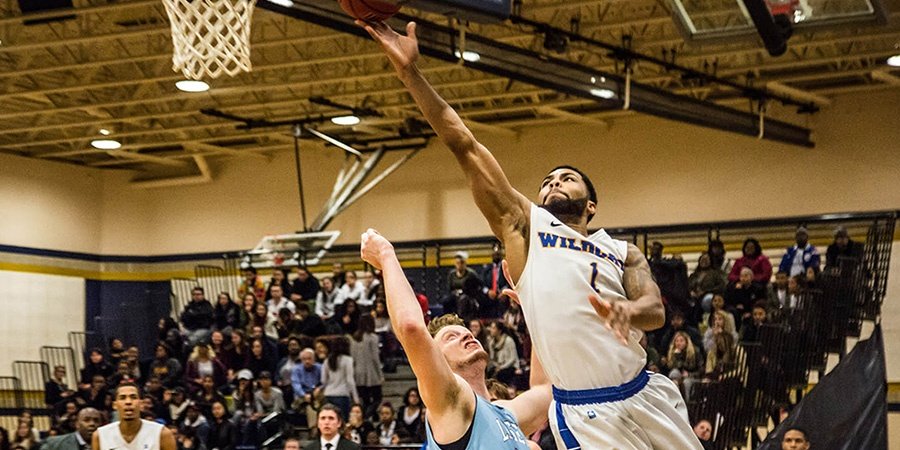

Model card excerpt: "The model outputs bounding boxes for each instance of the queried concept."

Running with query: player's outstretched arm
[621,243,665,330]
[360,229,469,417]
[360,21,530,241]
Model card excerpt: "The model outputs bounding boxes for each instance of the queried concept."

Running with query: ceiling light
[99,128,111,136]
[331,115,361,126]
[268,0,294,6]
[590,88,616,99]
[91,139,122,150]
[454,50,481,62]
[887,55,900,67]
[175,80,210,92]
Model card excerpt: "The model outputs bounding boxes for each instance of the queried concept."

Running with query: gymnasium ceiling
[0,0,898,177]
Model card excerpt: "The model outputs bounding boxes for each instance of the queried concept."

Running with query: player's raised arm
[360,229,468,417]
[360,21,530,240]
[621,243,665,330]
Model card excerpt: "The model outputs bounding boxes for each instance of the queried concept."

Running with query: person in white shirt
[92,383,176,450]
[336,271,366,306]
[266,285,295,322]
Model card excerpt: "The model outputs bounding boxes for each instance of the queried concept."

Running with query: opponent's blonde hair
[427,314,466,337]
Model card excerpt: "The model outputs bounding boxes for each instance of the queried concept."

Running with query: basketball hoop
[162,0,257,79]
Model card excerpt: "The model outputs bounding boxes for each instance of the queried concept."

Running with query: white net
[162,0,257,80]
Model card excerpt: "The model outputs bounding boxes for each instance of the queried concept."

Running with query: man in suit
[480,244,511,318]
[42,408,101,450]
[302,404,359,450]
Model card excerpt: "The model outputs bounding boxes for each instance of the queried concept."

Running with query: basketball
[338,0,401,22]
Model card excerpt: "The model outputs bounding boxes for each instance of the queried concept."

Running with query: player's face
[114,386,141,421]
[538,169,595,220]
[781,430,809,450]
[436,325,488,369]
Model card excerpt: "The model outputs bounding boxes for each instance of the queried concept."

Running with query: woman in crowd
[372,299,391,333]
[467,319,489,354]
[206,400,237,450]
[224,329,250,374]
[253,371,285,415]
[246,338,276,377]
[158,317,187,362]
[343,404,374,445]
[487,321,519,385]
[337,271,367,306]
[704,293,737,336]
[11,421,36,450]
[209,331,227,365]
[79,348,114,390]
[337,299,361,335]
[703,310,739,354]
[319,336,359,420]
[349,315,383,417]
[358,270,381,310]
[239,293,257,330]
[689,252,728,313]
[191,375,226,419]
[728,237,773,285]
[108,338,127,366]
[251,302,278,340]
[315,277,339,322]
[213,292,241,333]
[184,344,227,392]
[704,328,737,381]
[230,370,256,427]
[396,388,425,443]
[664,331,703,401]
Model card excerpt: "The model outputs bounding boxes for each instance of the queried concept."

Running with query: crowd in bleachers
[7,225,865,450]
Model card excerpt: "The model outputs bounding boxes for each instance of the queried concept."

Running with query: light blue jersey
[425,393,530,450]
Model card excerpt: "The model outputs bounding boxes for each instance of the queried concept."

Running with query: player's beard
[541,195,589,223]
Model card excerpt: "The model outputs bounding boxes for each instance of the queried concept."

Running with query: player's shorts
[550,370,703,450]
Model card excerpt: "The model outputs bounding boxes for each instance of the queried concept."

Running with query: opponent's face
[782,430,809,450]
[538,169,596,219]
[435,325,488,370]
[114,386,140,421]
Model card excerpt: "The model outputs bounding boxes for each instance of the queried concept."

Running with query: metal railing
[11,361,49,409]
[0,376,24,410]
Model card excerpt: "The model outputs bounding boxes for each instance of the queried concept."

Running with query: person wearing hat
[778,227,821,278]
[825,226,863,273]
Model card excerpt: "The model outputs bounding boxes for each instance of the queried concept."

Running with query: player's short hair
[427,314,466,337]
[114,381,142,398]
[548,165,597,204]
[784,427,809,442]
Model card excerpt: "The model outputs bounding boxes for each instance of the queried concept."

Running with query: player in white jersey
[93,382,176,450]
[362,19,703,450]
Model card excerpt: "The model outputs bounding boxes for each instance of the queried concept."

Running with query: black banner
[758,324,887,450]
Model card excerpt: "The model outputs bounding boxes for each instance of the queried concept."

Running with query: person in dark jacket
[78,349,113,390]
[205,401,236,450]
[292,266,321,301]
[181,287,215,346]
[149,343,183,388]
[825,226,864,272]
[213,292,241,332]
[39,408,101,450]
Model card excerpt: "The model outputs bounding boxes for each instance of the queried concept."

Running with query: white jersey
[517,204,646,390]
[97,420,163,450]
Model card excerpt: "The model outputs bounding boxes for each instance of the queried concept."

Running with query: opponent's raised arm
[360,229,464,416]
[360,21,530,239]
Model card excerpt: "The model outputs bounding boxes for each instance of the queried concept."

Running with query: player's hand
[499,259,520,305]
[588,292,632,345]
[357,20,420,73]
[360,228,394,270]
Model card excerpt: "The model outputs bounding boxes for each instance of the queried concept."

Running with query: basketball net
[162,0,257,79]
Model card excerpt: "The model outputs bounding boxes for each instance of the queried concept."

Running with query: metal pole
[293,124,308,232]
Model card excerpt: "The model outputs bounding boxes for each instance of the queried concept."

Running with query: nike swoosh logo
[551,221,563,227]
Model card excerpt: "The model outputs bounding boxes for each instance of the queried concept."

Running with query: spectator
[725,267,766,323]
[291,348,322,429]
[251,303,278,340]
[17,413,39,444]
[502,300,525,335]
[174,424,203,450]
[406,277,431,325]
[337,271,367,306]
[144,375,166,405]
[740,301,769,344]
[79,349,113,389]
[167,387,191,425]
[337,299,361,335]
[0,427,9,450]
[80,375,108,411]
[704,323,737,380]
[181,287,215,347]
[180,402,210,448]
[12,422,36,450]
[253,371,285,415]
[316,277,340,322]
[349,316,383,417]
[707,239,732,273]
[487,321,519,385]
[371,300,392,334]
[230,371,255,426]
[205,400,236,450]
[358,271,380,309]
[374,403,397,446]
[480,245,510,318]
[787,275,806,310]
[291,302,327,338]
[224,330,250,373]
[108,338,127,367]
[332,262,347,288]
[276,337,302,404]
[689,252,727,307]
[658,311,703,355]
[782,427,811,450]
[728,238,773,285]
[292,266,321,302]
[319,337,359,420]
[343,404,374,445]
[826,226,864,274]
[159,317,187,362]
[108,360,137,389]
[266,268,293,301]
[44,365,74,408]
[455,276,485,323]
[39,407,101,450]
[664,331,702,401]
[443,251,481,314]
[51,400,79,434]
[149,342,183,388]
[192,375,226,419]
[123,346,143,382]
[304,404,360,450]
[247,338,276,377]
[692,419,714,450]
[239,294,257,331]
[250,326,279,362]
[767,271,790,316]
[396,388,425,443]
[184,344,227,393]
[648,241,692,315]
[213,292,241,333]
[238,267,266,302]
[779,227,821,277]
[703,310,738,354]
[267,285,295,322]
[274,307,297,343]
[467,319,489,353]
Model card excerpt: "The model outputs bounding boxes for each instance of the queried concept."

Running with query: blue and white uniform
[516,204,702,449]
[425,392,530,450]
[97,420,163,450]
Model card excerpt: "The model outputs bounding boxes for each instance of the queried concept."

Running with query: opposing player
[360,229,549,450]
[92,383,176,450]
[361,20,703,449]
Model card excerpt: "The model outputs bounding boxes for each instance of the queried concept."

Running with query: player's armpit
[622,243,665,330]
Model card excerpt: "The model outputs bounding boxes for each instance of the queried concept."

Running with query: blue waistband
[552,370,650,406]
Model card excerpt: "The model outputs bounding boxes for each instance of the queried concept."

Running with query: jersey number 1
[590,262,601,293]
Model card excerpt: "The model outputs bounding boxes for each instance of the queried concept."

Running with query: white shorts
[550,372,703,450]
